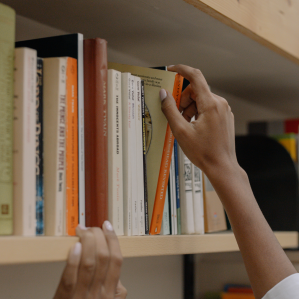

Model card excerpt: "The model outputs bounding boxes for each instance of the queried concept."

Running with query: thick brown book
[84,38,108,227]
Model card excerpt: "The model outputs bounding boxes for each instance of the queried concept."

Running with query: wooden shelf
[0,231,297,264]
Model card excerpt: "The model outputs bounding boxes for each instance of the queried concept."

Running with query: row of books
[204,284,254,299]
[0,3,228,236]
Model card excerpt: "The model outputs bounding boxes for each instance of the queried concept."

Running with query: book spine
[44,58,67,236]
[161,186,170,235]
[130,76,139,235]
[0,7,15,235]
[141,80,149,235]
[179,146,195,234]
[13,48,37,236]
[108,69,124,235]
[170,150,177,235]
[192,164,205,234]
[35,58,44,235]
[77,34,85,226]
[174,140,181,234]
[135,77,145,235]
[84,39,108,228]
[121,73,132,236]
[66,57,79,236]
[150,74,184,235]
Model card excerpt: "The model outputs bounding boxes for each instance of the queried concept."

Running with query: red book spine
[84,38,108,227]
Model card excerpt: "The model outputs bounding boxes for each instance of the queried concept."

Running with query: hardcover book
[13,48,37,236]
[84,38,108,228]
[0,3,15,235]
[16,33,85,225]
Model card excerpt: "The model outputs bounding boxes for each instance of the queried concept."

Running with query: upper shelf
[0,232,297,264]
[3,0,299,116]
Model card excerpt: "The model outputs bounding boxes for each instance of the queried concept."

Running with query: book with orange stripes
[150,74,184,235]
[66,57,79,236]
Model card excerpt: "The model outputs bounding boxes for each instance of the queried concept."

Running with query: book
[174,140,181,234]
[130,76,139,235]
[13,48,37,236]
[108,69,124,235]
[150,73,184,234]
[135,77,145,235]
[161,185,170,235]
[121,73,132,236]
[272,133,297,162]
[178,146,195,234]
[141,80,149,235]
[203,174,227,233]
[0,3,15,235]
[35,58,44,235]
[192,164,205,234]
[84,38,108,228]
[107,63,179,231]
[169,151,177,235]
[16,33,85,225]
[65,57,79,236]
[43,57,67,236]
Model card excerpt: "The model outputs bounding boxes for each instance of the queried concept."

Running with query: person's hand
[53,221,127,299]
[160,64,239,178]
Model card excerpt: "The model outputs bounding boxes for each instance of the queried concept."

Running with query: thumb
[160,89,190,139]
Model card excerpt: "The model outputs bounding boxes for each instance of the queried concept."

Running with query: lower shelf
[0,231,297,264]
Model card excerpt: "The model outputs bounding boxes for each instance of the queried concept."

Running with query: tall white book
[170,150,177,235]
[43,57,67,236]
[192,164,205,234]
[108,69,124,236]
[130,76,138,235]
[121,73,132,236]
[178,146,195,234]
[135,77,145,235]
[160,187,170,235]
[13,48,37,236]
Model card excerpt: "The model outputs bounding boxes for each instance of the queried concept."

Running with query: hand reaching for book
[160,64,238,179]
[53,222,127,299]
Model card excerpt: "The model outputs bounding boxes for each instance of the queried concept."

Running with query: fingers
[88,227,110,296]
[53,242,82,299]
[102,220,123,297]
[73,226,97,299]
[160,89,191,141]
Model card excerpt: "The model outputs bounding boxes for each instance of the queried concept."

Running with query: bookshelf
[0,232,297,264]
[0,0,298,263]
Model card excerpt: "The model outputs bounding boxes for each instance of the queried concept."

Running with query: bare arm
[161,64,297,299]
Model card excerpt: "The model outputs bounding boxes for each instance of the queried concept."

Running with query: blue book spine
[36,58,44,235]
[174,139,181,234]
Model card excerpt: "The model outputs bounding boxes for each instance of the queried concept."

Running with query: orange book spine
[66,58,79,235]
[150,74,184,235]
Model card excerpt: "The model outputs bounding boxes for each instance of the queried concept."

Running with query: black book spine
[36,58,44,235]
[141,80,149,235]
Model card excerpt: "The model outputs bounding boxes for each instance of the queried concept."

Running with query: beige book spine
[44,57,67,236]
[13,48,37,236]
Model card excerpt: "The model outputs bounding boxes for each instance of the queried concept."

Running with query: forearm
[208,163,297,299]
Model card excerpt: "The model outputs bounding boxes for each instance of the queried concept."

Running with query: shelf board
[0,231,297,265]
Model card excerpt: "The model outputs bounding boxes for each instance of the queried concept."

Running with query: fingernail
[167,65,174,69]
[104,220,114,231]
[77,224,88,230]
[159,89,167,101]
[73,242,82,256]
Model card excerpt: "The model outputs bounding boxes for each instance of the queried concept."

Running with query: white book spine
[121,73,132,236]
[135,77,145,235]
[170,150,177,235]
[161,187,170,235]
[192,164,205,234]
[108,70,124,236]
[44,58,67,236]
[178,146,195,234]
[130,76,138,235]
[77,34,85,226]
[13,48,37,236]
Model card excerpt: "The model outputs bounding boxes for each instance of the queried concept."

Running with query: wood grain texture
[0,232,297,264]
[184,0,299,64]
